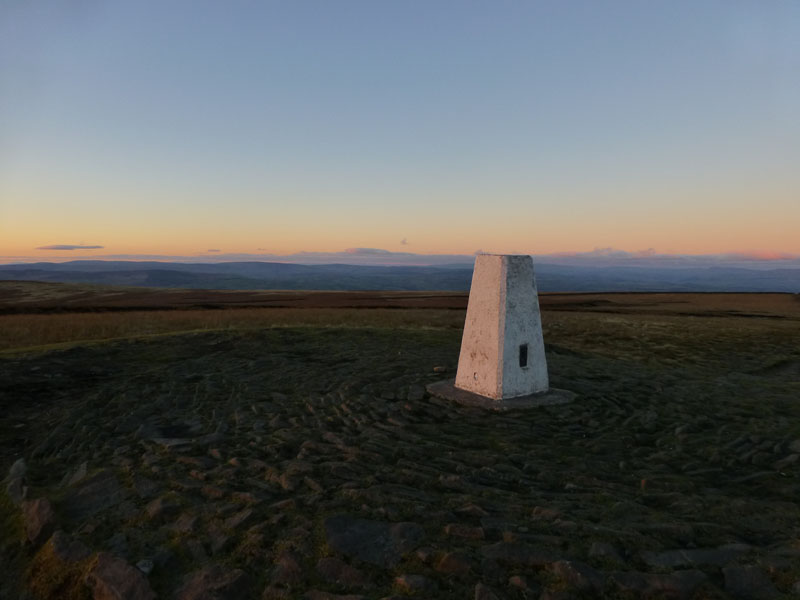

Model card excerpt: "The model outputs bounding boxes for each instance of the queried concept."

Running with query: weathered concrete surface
[427,380,574,411]
[455,254,548,399]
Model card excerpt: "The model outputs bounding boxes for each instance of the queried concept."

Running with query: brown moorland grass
[0,308,467,354]
[2,281,799,317]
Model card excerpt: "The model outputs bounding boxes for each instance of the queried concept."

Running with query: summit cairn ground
[1,289,799,598]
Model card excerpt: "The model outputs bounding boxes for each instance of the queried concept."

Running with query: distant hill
[0,260,798,292]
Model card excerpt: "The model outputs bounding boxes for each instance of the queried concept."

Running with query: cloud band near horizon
[36,244,104,250]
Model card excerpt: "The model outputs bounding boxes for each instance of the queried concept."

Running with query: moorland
[1,281,799,599]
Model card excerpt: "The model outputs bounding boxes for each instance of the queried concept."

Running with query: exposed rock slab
[324,514,424,568]
[174,564,251,600]
[85,552,156,600]
[22,498,56,546]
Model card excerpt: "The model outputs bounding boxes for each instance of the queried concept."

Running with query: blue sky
[1,1,799,261]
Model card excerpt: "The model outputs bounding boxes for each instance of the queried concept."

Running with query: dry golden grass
[0,308,466,354]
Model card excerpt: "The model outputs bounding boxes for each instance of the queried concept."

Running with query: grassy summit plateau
[1,285,799,599]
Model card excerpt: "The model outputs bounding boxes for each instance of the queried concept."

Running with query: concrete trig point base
[427,254,575,411]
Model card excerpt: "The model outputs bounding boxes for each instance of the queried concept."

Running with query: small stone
[174,564,251,600]
[474,582,500,600]
[508,575,539,592]
[588,541,623,563]
[22,498,56,546]
[186,539,208,562]
[406,385,425,401]
[271,550,304,585]
[324,514,424,568]
[65,461,88,487]
[144,496,180,521]
[201,485,225,499]
[394,574,437,594]
[172,513,198,534]
[549,560,603,593]
[5,458,26,505]
[231,491,259,504]
[106,531,129,558]
[133,476,160,499]
[444,523,485,540]
[262,586,291,600]
[136,559,154,575]
[85,552,156,600]
[415,546,436,563]
[49,530,91,563]
[435,551,474,576]
[316,557,370,589]
[457,503,489,517]
[224,508,254,530]
[433,366,448,373]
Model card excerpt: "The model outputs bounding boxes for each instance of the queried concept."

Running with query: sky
[1,1,799,264]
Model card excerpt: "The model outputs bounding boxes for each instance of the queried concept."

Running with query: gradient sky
[1,1,799,261]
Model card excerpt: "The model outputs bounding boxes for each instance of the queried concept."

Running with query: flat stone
[85,552,156,600]
[722,565,780,600]
[427,380,575,411]
[63,461,89,487]
[444,523,485,540]
[5,458,26,506]
[271,550,304,585]
[224,508,255,530]
[474,583,501,600]
[172,512,198,534]
[49,530,91,563]
[588,541,623,563]
[144,496,180,521]
[549,560,603,592]
[324,514,424,568]
[435,551,475,576]
[406,385,425,401]
[22,498,56,546]
[394,574,437,594]
[608,570,708,599]
[174,564,251,600]
[642,545,750,569]
[508,575,540,593]
[480,542,558,567]
[316,557,370,589]
[60,469,128,520]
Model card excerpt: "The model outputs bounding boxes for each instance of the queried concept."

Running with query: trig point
[428,254,574,410]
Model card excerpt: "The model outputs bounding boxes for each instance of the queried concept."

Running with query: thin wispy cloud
[207,249,220,253]
[344,248,397,256]
[36,244,104,250]
[400,238,408,246]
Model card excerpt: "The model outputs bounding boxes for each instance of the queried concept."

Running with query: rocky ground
[2,310,800,599]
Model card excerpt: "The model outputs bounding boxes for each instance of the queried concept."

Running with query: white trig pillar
[455,254,549,399]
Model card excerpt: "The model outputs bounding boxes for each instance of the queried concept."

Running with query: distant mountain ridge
[0,260,798,292]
